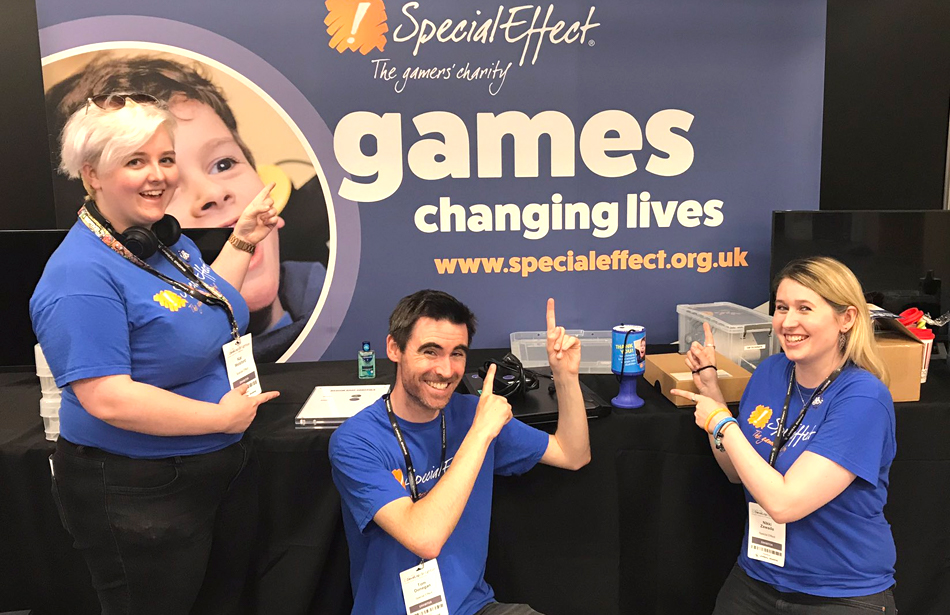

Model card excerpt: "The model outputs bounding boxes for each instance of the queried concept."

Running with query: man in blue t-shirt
[329,291,591,615]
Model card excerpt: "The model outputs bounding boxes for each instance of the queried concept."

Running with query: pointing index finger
[546,298,556,332]
[256,182,276,202]
[703,322,716,348]
[670,388,699,402]
[481,363,496,398]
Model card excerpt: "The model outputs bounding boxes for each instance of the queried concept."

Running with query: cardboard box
[644,351,752,407]
[873,318,924,403]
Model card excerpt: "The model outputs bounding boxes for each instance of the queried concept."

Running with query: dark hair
[389,290,477,351]
[46,53,255,169]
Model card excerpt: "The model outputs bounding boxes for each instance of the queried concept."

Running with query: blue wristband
[714,417,739,452]
[712,416,736,438]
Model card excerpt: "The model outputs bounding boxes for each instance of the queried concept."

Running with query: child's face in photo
[165,98,283,314]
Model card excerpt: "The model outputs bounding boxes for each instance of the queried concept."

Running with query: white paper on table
[295,385,391,424]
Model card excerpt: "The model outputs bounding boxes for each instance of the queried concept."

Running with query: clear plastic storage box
[677,302,778,371]
[510,330,613,373]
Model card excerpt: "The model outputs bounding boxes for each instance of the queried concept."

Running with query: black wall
[0,0,56,229]
[821,0,950,211]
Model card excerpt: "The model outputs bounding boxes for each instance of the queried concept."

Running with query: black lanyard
[768,362,847,467]
[78,206,241,341]
[384,395,446,502]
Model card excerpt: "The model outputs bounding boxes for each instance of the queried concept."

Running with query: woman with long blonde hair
[673,256,897,614]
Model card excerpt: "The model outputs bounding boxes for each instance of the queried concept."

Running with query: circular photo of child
[44,50,331,362]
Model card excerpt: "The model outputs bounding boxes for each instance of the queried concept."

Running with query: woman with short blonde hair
[32,93,280,615]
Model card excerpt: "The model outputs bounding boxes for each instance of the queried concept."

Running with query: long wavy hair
[774,256,889,385]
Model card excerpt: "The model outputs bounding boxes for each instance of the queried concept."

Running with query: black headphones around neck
[84,200,181,259]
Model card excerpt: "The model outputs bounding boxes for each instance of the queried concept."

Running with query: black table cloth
[1,350,948,614]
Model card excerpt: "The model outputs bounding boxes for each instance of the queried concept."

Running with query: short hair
[389,290,477,351]
[773,256,889,385]
[59,101,176,179]
[46,53,255,168]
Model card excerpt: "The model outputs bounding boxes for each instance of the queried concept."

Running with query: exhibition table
[1,351,948,615]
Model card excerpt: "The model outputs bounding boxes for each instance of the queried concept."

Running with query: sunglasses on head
[86,93,161,112]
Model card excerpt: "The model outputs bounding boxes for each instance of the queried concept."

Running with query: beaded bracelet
[714,417,739,452]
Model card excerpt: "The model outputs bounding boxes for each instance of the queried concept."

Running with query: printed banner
[35,0,826,361]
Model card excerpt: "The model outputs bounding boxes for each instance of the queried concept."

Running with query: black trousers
[713,564,897,614]
[475,603,544,615]
[50,437,259,615]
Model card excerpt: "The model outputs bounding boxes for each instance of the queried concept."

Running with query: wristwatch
[228,234,256,255]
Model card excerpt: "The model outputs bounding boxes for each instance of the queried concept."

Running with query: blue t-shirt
[30,221,249,458]
[736,353,896,596]
[329,393,549,615]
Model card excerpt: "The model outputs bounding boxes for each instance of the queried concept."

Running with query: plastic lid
[898,308,924,327]
[676,302,771,330]
[910,328,935,341]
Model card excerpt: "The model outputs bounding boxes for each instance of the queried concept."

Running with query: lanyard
[78,205,241,341]
[385,395,446,502]
[768,362,846,467]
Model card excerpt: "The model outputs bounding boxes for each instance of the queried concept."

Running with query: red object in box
[898,307,924,328]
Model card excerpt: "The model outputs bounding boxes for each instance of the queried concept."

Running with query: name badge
[399,559,449,615]
[748,502,786,567]
[222,334,261,396]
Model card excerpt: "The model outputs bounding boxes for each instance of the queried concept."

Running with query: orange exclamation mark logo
[326,0,389,54]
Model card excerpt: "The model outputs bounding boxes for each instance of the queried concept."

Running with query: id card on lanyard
[399,560,450,615]
[748,502,786,567]
[223,334,261,395]
[386,395,449,614]
[748,362,845,568]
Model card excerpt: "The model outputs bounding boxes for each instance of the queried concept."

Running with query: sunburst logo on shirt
[748,405,772,429]
[154,290,187,312]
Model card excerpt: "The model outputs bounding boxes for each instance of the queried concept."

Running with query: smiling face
[773,278,855,380]
[83,126,178,233]
[164,98,282,314]
[387,317,469,421]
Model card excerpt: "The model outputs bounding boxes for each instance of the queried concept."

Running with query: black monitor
[770,210,949,332]
[2,227,230,368]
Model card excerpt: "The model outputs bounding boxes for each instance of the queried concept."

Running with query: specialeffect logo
[326,1,599,65]
[326,0,390,54]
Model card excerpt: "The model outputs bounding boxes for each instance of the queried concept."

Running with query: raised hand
[232,183,279,246]
[545,298,580,377]
[669,388,730,433]
[685,322,720,395]
[217,383,280,433]
[472,363,513,441]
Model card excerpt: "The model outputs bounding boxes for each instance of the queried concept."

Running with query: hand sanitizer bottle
[358,341,376,379]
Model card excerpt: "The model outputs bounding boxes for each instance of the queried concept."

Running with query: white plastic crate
[677,302,778,371]
[510,330,613,373]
